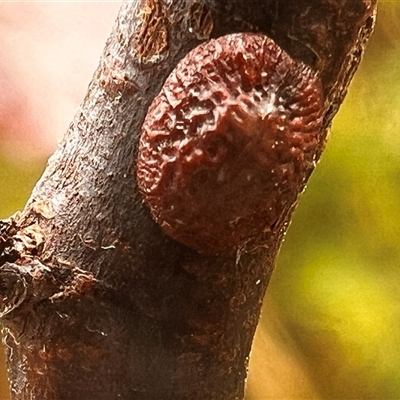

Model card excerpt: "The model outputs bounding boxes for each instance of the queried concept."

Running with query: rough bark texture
[0,1,376,399]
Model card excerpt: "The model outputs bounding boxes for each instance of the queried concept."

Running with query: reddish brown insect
[137,33,324,255]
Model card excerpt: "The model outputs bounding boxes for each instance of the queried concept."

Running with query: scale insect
[137,33,324,255]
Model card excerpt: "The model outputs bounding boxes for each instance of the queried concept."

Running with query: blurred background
[0,1,399,399]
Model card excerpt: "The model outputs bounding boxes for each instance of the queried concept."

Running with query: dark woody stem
[0,1,376,399]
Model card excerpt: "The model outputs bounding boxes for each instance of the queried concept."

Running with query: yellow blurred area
[247,2,400,399]
[0,351,7,400]
[1,2,400,399]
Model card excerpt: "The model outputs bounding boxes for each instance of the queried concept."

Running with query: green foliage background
[0,2,399,399]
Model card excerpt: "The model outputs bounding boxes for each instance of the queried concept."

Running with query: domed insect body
[137,33,324,255]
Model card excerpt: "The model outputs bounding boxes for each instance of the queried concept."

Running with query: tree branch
[0,1,376,399]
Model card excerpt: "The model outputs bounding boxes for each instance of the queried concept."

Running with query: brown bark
[0,1,376,399]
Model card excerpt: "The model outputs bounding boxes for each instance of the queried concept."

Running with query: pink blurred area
[0,2,122,161]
